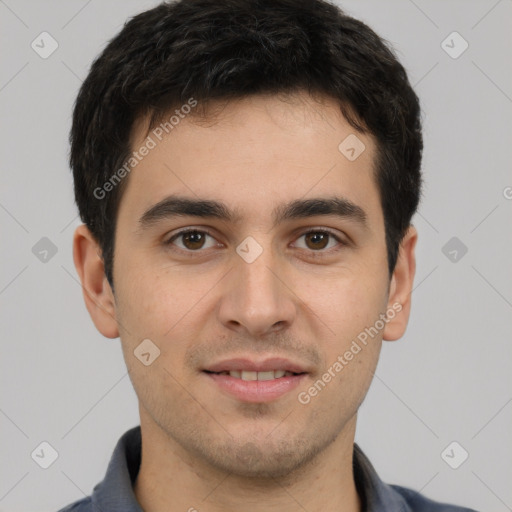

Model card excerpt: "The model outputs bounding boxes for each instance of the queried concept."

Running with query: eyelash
[164,227,347,255]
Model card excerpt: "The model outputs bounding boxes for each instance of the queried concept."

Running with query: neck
[134,408,361,512]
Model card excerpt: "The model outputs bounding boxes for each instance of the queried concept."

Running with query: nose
[217,244,297,338]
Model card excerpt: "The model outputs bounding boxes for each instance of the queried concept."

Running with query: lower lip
[204,372,307,403]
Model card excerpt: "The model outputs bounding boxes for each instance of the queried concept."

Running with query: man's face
[96,93,408,477]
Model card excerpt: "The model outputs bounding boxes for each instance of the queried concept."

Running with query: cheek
[114,256,222,348]
[118,279,187,343]
[295,270,387,336]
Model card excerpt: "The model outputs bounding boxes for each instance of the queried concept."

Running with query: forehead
[119,92,382,227]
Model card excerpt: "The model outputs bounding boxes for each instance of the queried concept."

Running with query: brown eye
[182,231,206,250]
[304,232,329,250]
[167,230,218,251]
[294,230,343,252]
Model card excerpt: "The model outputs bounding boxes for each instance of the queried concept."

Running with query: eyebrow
[138,194,368,231]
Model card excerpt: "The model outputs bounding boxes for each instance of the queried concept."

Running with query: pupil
[185,231,204,249]
[307,232,328,249]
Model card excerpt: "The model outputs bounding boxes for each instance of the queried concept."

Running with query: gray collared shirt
[57,426,477,512]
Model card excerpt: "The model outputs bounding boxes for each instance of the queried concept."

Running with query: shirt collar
[90,426,410,512]
[91,426,143,512]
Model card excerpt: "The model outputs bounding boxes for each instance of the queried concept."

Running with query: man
[59,0,477,510]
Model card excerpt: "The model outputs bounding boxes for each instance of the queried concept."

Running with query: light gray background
[1,1,511,511]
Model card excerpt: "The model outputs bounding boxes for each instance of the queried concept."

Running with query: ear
[73,224,119,339]
[382,225,417,341]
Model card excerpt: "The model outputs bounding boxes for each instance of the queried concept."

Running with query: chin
[196,435,327,480]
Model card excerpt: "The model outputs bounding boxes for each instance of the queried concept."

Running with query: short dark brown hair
[70,0,423,286]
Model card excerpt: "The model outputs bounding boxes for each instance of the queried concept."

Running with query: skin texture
[73,92,417,512]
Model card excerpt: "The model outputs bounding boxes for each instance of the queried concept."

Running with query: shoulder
[391,484,479,512]
[55,496,92,512]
